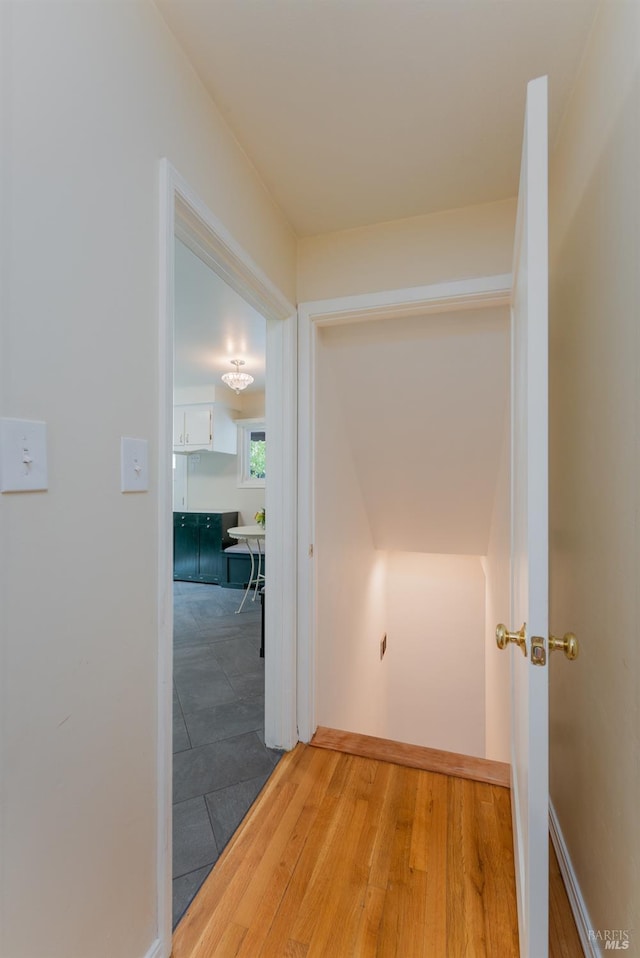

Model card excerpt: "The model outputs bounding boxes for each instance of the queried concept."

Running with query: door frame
[296,274,513,742]
[157,160,298,951]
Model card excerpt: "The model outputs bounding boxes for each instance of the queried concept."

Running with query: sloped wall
[315,334,389,736]
[319,309,509,556]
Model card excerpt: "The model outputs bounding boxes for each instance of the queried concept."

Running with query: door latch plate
[531,637,546,666]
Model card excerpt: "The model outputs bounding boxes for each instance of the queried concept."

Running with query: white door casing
[509,74,549,958]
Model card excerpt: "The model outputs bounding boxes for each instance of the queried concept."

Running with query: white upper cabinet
[173,403,237,454]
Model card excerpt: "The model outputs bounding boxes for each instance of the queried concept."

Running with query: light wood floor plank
[447,776,489,956]
[232,746,339,930]
[356,760,393,881]
[418,771,448,955]
[304,796,370,957]
[210,921,246,957]
[476,782,520,957]
[257,794,343,955]
[291,759,374,947]
[397,858,428,958]
[367,762,403,892]
[375,765,417,956]
[232,747,338,953]
[352,885,386,957]
[174,742,582,958]
[282,940,308,958]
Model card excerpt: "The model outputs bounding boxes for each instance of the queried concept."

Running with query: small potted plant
[255,508,265,528]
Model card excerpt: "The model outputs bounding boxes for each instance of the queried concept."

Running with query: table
[227,525,265,614]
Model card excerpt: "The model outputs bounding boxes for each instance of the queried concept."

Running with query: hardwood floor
[172,743,583,957]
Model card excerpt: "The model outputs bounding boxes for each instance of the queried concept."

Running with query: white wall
[0,4,295,958]
[482,418,511,763]
[548,0,640,939]
[185,453,264,525]
[386,553,486,757]
[315,335,389,736]
[320,310,509,556]
[297,197,516,301]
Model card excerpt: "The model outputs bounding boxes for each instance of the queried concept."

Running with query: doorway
[157,161,297,943]
[296,274,513,746]
[171,236,279,924]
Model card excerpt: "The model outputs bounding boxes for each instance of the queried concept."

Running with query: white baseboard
[143,938,164,958]
[549,801,599,958]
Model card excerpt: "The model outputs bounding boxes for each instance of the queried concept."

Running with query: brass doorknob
[549,632,579,660]
[496,623,527,656]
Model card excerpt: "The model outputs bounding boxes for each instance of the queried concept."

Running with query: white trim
[296,274,512,743]
[549,801,599,958]
[236,417,266,489]
[172,173,292,323]
[296,301,316,742]
[157,160,298,956]
[143,938,163,958]
[157,160,174,956]
[302,273,513,327]
[265,314,298,750]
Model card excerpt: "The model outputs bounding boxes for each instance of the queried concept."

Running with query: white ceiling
[174,238,266,392]
[321,307,510,555]
[156,0,597,236]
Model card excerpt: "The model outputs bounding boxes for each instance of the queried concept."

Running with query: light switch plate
[121,437,149,493]
[0,418,48,492]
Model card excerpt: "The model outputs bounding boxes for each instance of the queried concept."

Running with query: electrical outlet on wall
[380,633,387,660]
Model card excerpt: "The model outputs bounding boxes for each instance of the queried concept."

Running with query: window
[237,418,266,487]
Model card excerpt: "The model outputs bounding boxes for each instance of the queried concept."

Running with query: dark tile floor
[172,581,281,928]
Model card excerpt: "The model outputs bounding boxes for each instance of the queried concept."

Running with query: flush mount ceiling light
[221,359,254,395]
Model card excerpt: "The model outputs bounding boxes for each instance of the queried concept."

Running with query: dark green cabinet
[173,512,238,583]
[222,551,267,590]
[173,515,199,579]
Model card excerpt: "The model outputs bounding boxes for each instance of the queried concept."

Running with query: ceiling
[174,238,266,392]
[320,307,510,555]
[155,0,598,236]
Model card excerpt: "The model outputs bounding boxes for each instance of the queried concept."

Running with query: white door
[509,75,549,958]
